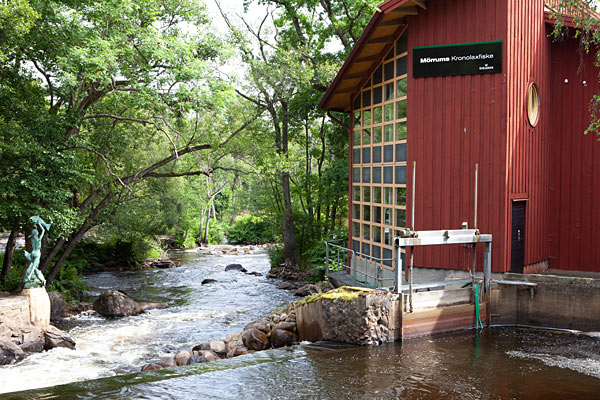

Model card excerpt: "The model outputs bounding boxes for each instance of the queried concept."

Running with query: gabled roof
[318,0,428,112]
[544,3,600,28]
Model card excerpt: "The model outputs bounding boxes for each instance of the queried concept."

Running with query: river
[2,249,600,399]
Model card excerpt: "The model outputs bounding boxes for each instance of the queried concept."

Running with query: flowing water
[2,250,600,399]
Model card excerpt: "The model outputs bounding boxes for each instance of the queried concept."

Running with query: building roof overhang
[318,0,427,112]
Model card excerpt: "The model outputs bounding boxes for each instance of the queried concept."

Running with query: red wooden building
[319,0,600,275]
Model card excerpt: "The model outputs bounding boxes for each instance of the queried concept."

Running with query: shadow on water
[7,328,600,400]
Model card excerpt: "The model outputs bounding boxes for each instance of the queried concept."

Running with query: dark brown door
[511,201,526,273]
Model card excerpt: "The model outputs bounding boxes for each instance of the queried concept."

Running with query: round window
[527,83,540,127]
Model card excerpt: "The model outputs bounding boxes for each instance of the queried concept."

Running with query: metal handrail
[325,241,394,289]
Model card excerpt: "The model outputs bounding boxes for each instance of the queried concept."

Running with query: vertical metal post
[484,241,492,325]
[471,163,479,301]
[393,239,403,293]
[325,242,330,275]
[474,163,478,229]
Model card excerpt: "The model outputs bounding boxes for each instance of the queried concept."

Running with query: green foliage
[227,215,275,244]
[267,245,285,270]
[48,265,88,304]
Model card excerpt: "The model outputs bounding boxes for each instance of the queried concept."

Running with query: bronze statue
[23,216,50,288]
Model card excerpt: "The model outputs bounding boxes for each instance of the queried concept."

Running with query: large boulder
[19,325,44,353]
[242,328,269,351]
[294,284,320,297]
[174,351,191,366]
[93,290,142,318]
[225,264,247,273]
[270,329,297,348]
[279,281,298,290]
[139,302,169,312]
[0,339,25,365]
[44,325,76,350]
[48,292,66,321]
[209,340,226,356]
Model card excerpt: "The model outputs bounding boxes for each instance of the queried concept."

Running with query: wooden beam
[391,6,419,16]
[335,87,357,94]
[367,35,396,44]
[411,0,427,10]
[380,18,406,27]
[355,54,381,63]
[343,71,371,80]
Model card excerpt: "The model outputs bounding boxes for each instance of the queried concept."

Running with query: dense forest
[0,0,381,300]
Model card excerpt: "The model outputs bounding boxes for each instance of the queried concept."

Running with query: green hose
[474,282,484,332]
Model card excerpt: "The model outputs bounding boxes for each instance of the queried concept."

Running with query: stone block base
[22,287,50,328]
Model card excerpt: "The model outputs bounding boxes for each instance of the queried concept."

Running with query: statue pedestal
[21,287,50,328]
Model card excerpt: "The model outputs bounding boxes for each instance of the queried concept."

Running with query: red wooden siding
[505,0,552,269]
[406,0,509,273]
[549,38,600,271]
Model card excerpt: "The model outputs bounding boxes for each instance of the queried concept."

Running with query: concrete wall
[491,273,600,331]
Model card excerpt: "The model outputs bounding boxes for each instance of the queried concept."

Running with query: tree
[1,0,263,285]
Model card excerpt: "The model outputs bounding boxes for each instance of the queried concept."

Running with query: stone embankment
[0,288,76,365]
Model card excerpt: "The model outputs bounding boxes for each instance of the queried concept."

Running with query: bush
[267,245,285,270]
[227,215,274,244]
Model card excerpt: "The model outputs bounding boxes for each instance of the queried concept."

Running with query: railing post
[394,238,403,293]
[325,242,330,276]
[484,241,492,325]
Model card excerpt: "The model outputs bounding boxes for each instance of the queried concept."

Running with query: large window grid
[351,30,408,268]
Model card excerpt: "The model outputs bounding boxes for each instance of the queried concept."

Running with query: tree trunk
[203,206,211,244]
[229,172,240,226]
[281,172,298,268]
[1,229,18,283]
[46,192,116,285]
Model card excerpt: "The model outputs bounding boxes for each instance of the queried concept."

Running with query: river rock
[18,325,44,353]
[279,281,298,290]
[188,355,209,364]
[225,264,247,273]
[201,279,218,285]
[174,351,191,366]
[149,259,177,269]
[0,339,25,365]
[140,302,169,311]
[270,329,297,348]
[194,350,220,361]
[141,363,163,372]
[209,340,226,355]
[245,272,263,277]
[192,342,210,352]
[294,284,320,297]
[48,292,66,321]
[274,321,297,333]
[233,346,248,356]
[44,325,76,350]
[157,355,177,368]
[242,328,269,351]
[93,290,142,318]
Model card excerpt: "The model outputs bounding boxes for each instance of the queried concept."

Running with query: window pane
[383,247,392,266]
[362,147,371,164]
[396,122,407,140]
[353,148,361,164]
[362,186,370,202]
[384,103,394,122]
[385,124,394,142]
[353,240,360,253]
[373,126,382,143]
[353,204,360,219]
[396,57,407,77]
[372,245,381,259]
[373,166,381,183]
[384,207,393,225]
[373,86,382,105]
[373,65,383,85]
[362,241,370,256]
[353,222,360,237]
[373,106,382,124]
[353,167,360,183]
[397,100,407,119]
[396,187,406,206]
[362,167,371,183]
[395,166,407,184]
[396,34,407,55]
[373,187,382,203]
[384,145,394,162]
[353,96,361,110]
[397,78,407,98]
[396,209,406,227]
[384,187,393,205]
[363,110,371,126]
[385,48,394,60]
[363,205,371,222]
[362,224,370,240]
[384,166,393,183]
[384,61,394,81]
[373,206,382,224]
[363,128,371,145]
[353,129,361,145]
[395,143,407,162]
[353,186,360,201]
[373,227,381,243]
[385,83,394,101]
[384,227,392,246]
[373,146,382,163]
[354,111,361,124]
[362,90,371,107]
